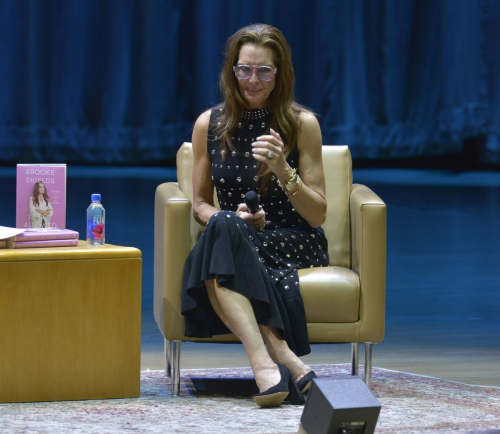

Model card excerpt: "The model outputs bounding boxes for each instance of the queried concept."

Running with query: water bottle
[87,193,105,246]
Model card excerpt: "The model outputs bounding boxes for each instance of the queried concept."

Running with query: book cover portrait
[16,164,67,229]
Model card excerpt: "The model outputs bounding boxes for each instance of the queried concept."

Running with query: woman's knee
[208,210,242,230]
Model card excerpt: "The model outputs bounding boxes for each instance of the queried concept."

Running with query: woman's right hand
[236,203,266,231]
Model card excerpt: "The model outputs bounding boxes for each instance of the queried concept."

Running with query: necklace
[242,106,271,120]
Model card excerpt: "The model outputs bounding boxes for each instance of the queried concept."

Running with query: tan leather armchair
[154,143,386,395]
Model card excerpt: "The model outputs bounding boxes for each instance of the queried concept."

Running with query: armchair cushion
[299,267,360,323]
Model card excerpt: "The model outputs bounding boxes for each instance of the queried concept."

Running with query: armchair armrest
[154,182,192,340]
[350,183,387,343]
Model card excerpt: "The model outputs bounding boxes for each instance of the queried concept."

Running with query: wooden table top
[0,240,141,262]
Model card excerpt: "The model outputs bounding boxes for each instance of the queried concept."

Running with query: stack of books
[0,228,79,249]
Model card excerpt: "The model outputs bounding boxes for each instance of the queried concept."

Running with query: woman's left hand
[235,203,266,231]
[252,128,287,174]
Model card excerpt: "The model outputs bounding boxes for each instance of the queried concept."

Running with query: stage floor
[1,166,499,387]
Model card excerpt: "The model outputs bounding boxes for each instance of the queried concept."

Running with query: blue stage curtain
[0,0,499,164]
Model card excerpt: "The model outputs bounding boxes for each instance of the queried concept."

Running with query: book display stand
[0,241,142,403]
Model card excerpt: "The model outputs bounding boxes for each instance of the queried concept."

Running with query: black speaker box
[300,377,381,434]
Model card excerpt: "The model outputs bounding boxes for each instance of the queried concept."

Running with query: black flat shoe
[296,371,317,393]
[251,364,293,408]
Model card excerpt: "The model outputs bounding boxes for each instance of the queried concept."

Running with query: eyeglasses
[233,64,277,81]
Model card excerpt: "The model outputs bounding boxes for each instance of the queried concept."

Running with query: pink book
[16,164,67,229]
[9,228,79,242]
[6,238,79,249]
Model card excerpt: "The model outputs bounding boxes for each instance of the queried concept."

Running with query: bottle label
[88,214,105,241]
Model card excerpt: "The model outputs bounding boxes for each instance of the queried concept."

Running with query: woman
[29,181,53,228]
[181,24,328,408]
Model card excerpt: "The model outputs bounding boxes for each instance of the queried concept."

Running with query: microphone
[244,191,260,214]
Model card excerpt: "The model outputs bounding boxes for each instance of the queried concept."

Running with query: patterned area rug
[1,364,499,434]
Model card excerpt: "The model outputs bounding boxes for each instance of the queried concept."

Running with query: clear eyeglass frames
[233,65,277,81]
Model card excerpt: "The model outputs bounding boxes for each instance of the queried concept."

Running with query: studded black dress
[181,106,329,356]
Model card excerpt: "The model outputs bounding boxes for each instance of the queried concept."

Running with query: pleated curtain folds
[0,0,499,164]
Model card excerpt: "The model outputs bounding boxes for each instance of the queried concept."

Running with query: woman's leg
[204,278,280,392]
[258,324,313,383]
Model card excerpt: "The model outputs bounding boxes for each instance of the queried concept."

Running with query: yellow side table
[0,241,142,403]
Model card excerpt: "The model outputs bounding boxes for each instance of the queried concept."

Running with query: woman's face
[37,183,45,194]
[236,43,276,110]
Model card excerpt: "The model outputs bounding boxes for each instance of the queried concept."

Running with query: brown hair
[31,181,50,207]
[214,23,307,194]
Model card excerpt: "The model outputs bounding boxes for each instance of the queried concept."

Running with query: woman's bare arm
[192,110,219,225]
[251,111,327,228]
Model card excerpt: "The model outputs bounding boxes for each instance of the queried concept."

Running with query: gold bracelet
[277,168,300,193]
[287,178,303,196]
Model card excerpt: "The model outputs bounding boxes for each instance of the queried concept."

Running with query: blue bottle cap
[91,193,101,201]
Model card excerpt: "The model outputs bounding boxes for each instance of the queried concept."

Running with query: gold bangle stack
[288,179,303,196]
[277,168,303,197]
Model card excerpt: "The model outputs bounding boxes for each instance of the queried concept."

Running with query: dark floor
[1,165,499,387]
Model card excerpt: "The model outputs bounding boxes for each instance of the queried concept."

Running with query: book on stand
[16,164,67,229]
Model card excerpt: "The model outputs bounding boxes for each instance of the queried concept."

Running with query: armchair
[154,143,386,395]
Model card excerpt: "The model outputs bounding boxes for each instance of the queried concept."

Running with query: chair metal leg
[164,338,172,378]
[172,340,182,396]
[364,343,373,387]
[351,343,359,376]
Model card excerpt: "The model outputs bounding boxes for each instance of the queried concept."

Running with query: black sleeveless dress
[181,106,329,356]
